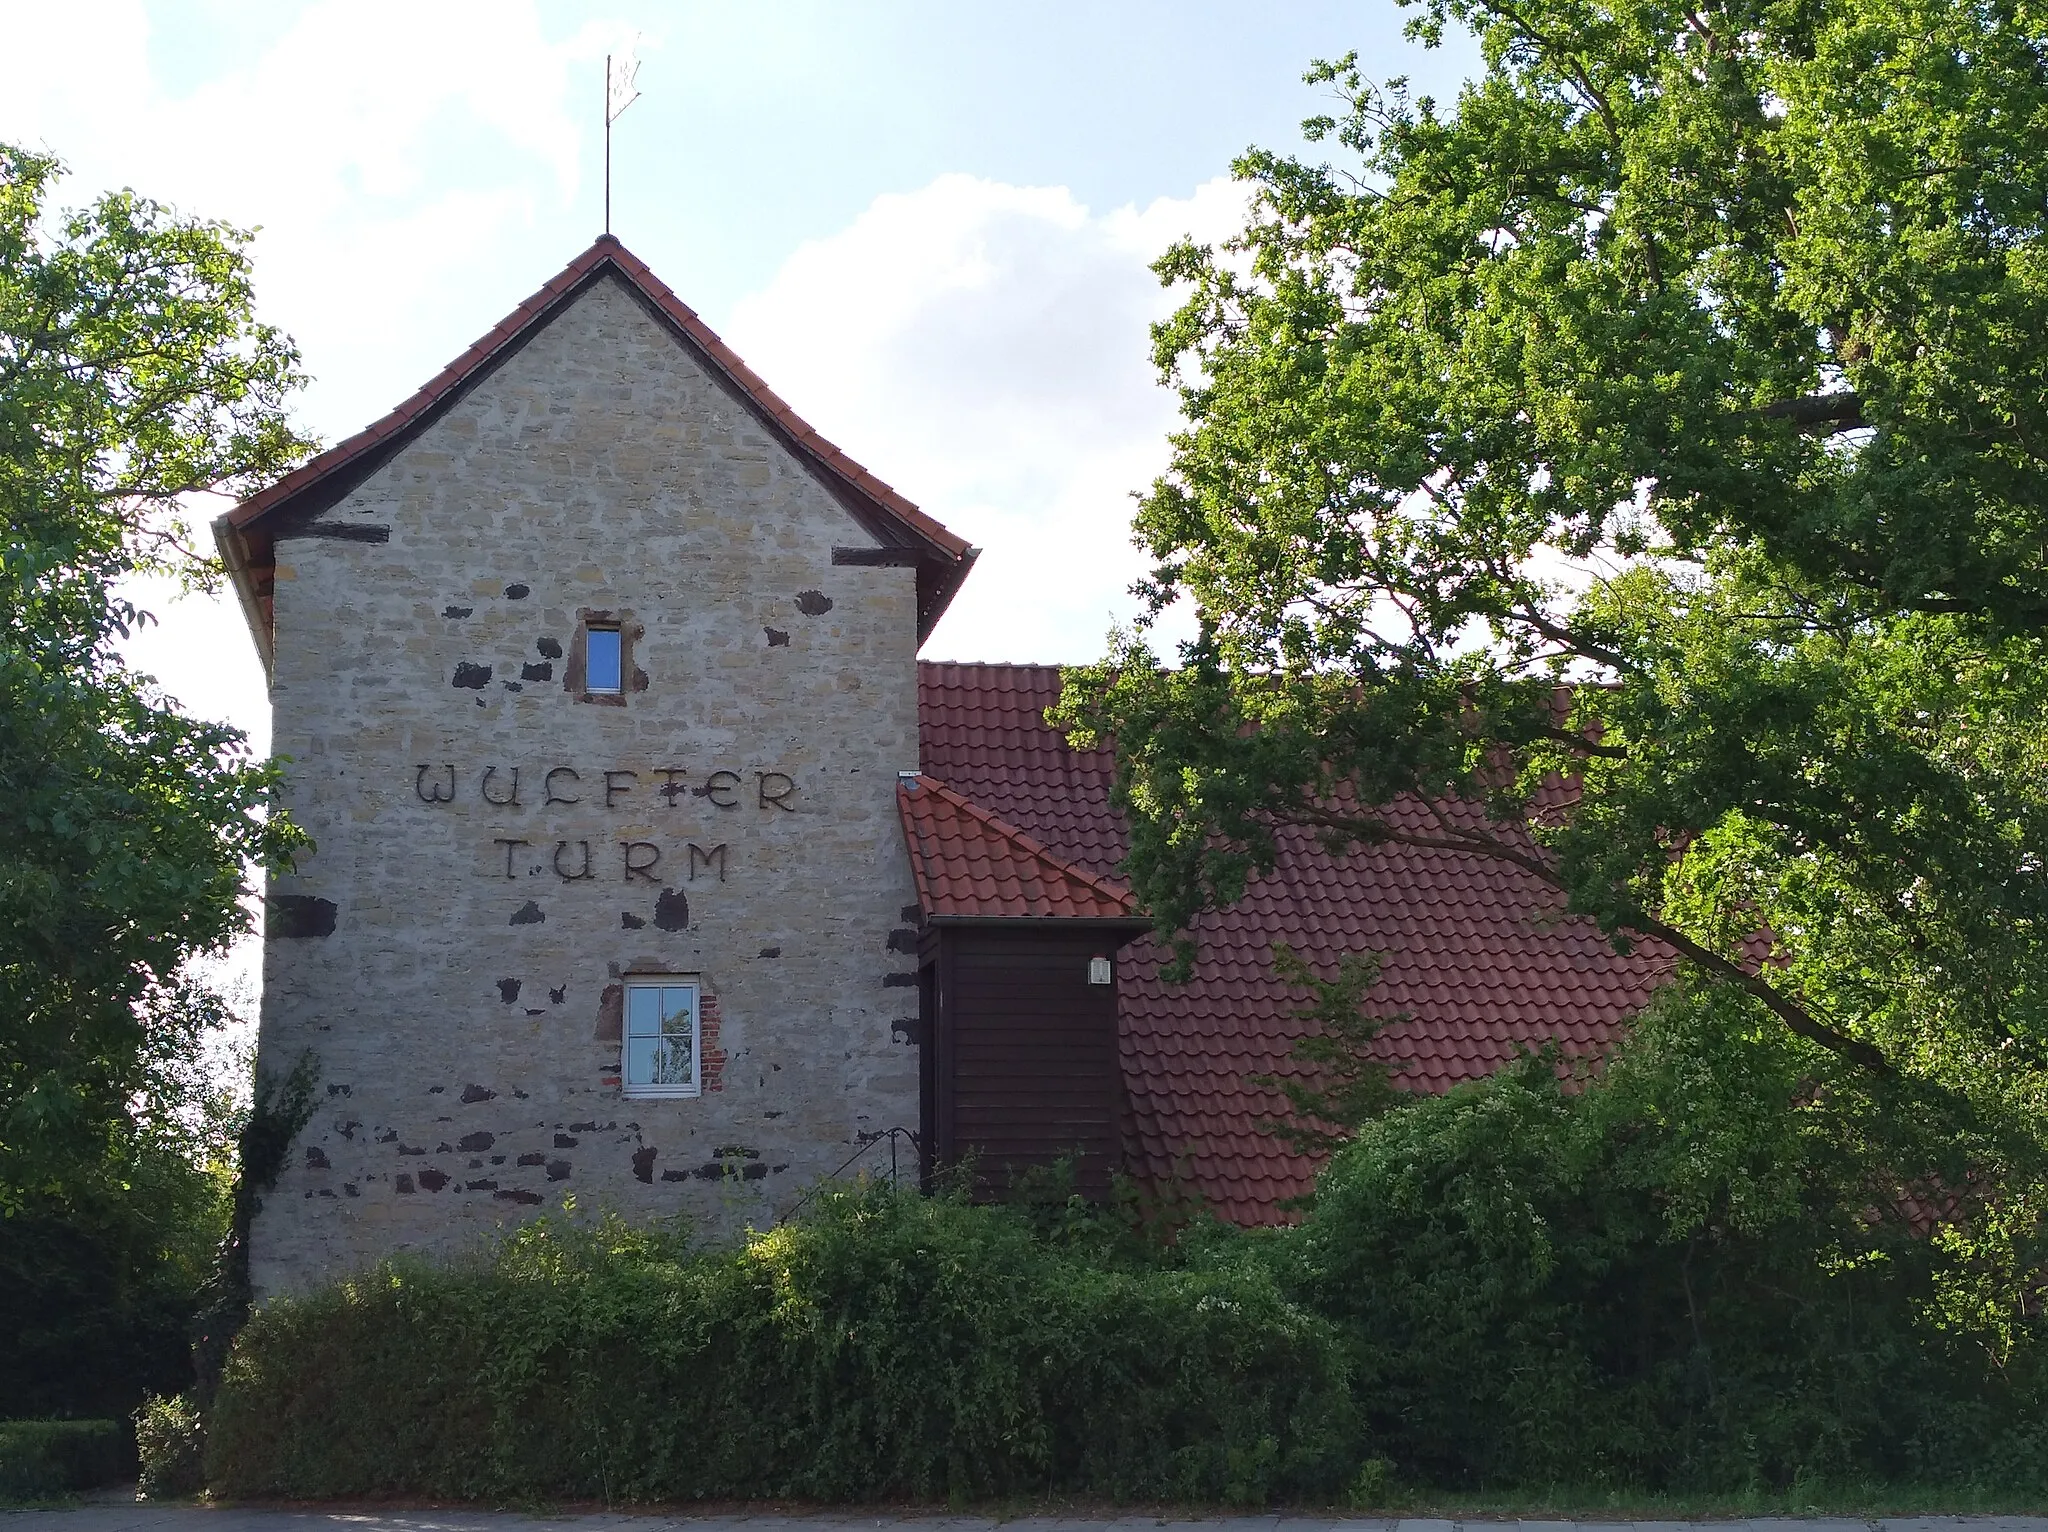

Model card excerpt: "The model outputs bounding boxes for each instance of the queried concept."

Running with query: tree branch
[1759,392,1865,432]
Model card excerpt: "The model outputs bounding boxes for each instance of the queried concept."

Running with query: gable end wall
[252,274,921,1294]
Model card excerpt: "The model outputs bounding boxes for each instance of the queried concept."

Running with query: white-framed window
[623,977,700,1097]
[585,625,623,694]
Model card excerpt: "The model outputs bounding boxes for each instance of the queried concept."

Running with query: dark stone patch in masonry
[395,1174,416,1194]
[490,1155,506,1166]
[304,1147,329,1169]
[794,590,833,616]
[536,635,562,659]
[429,1085,445,1093]
[632,1147,657,1184]
[893,1016,922,1045]
[772,1163,790,1174]
[461,1084,497,1104]
[418,1169,449,1192]
[398,1144,425,1156]
[466,1180,498,1192]
[758,946,781,959]
[437,1142,452,1153]
[496,1188,544,1205]
[510,901,544,926]
[521,661,553,682]
[883,972,916,987]
[621,911,646,930]
[317,1188,337,1198]
[286,520,389,545]
[467,1159,482,1169]
[518,1153,545,1167]
[692,1164,722,1181]
[268,894,337,939]
[525,1008,545,1016]
[764,627,790,647]
[498,978,522,1003]
[344,1183,359,1197]
[549,984,566,1004]
[764,1110,784,1119]
[327,1083,351,1097]
[901,905,922,924]
[452,661,492,688]
[886,927,918,953]
[547,1160,571,1180]
[653,887,689,932]
[569,1122,600,1133]
[555,1133,578,1148]
[660,1169,687,1182]
[458,1131,495,1153]
[742,1164,768,1181]
[505,583,530,600]
[377,1129,397,1143]
[337,1120,361,1139]
[443,605,473,619]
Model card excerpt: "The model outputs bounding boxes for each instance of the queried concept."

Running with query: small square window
[623,978,700,1097]
[586,626,623,694]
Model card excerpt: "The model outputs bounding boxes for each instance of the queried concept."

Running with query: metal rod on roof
[604,43,641,238]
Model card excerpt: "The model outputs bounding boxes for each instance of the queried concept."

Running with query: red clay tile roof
[899,774,1143,922]
[917,660,1675,1225]
[214,235,976,660]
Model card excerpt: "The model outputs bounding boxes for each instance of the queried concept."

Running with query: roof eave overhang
[922,914,1151,933]
[213,515,274,680]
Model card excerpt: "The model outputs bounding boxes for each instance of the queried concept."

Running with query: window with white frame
[623,977,700,1097]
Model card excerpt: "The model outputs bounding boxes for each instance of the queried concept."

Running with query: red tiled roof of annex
[917,660,1676,1225]
[898,775,1139,923]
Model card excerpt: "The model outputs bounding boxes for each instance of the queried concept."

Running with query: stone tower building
[217,237,975,1295]
[220,240,1675,1287]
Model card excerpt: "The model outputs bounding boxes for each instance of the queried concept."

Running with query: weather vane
[605,42,642,236]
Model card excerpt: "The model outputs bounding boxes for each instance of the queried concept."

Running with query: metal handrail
[776,1124,920,1222]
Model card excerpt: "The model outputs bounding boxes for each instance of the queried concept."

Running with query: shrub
[1279,984,2048,1492]
[208,1182,1360,1504]
[0,1420,133,1501]
[135,1395,205,1499]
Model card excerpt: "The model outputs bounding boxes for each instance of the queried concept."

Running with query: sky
[5,0,1479,757]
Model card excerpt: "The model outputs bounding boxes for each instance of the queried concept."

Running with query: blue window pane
[587,628,622,692]
[627,1035,694,1088]
[660,986,695,1034]
[626,986,661,1036]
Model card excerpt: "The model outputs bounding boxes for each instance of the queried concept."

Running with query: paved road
[5,1508,2047,1532]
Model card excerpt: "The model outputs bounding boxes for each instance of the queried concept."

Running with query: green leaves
[0,145,313,1410]
[1058,0,2048,1132]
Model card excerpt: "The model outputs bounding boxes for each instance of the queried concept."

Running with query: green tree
[0,144,312,1412]
[1055,0,2048,1139]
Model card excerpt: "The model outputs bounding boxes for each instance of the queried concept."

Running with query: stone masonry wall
[249,273,924,1297]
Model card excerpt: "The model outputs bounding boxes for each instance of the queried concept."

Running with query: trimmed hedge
[0,1420,133,1501]
[208,1183,1359,1504]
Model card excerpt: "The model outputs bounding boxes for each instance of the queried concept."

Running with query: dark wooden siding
[926,926,1123,1197]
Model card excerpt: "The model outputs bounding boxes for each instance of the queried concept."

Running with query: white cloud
[0,0,625,438]
[725,172,1247,662]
